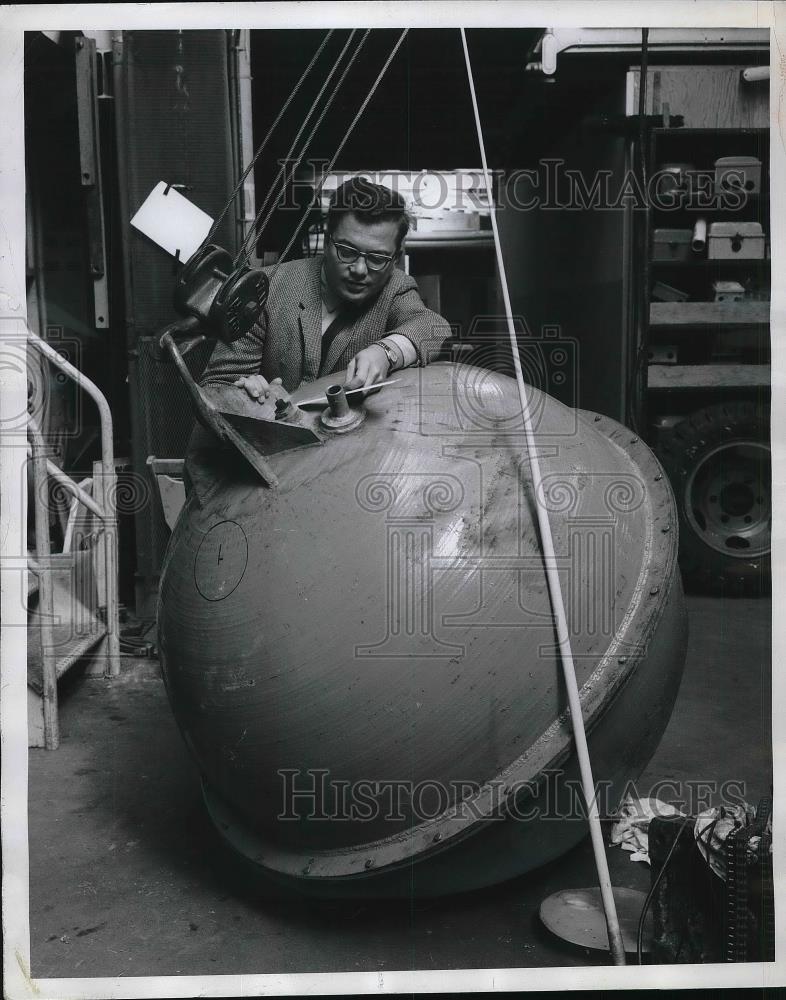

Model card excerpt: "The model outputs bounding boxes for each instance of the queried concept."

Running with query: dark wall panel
[115,30,236,613]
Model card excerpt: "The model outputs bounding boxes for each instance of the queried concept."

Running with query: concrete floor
[27,595,772,978]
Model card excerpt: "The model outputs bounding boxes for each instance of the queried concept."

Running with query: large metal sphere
[158,362,686,896]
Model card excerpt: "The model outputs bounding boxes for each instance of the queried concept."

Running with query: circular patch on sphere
[194,520,248,601]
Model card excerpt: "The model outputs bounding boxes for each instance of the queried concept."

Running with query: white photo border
[2,2,784,996]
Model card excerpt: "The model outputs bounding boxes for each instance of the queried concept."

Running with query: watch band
[376,339,399,373]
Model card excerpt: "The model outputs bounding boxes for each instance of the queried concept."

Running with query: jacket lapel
[322,289,387,374]
[298,259,324,382]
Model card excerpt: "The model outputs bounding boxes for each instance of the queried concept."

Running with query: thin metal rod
[460,28,627,967]
[28,328,120,677]
[63,478,93,553]
[45,462,104,520]
[24,445,104,521]
[28,417,59,750]
[296,378,400,408]
[232,30,259,251]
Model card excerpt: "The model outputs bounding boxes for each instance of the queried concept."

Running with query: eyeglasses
[329,235,398,272]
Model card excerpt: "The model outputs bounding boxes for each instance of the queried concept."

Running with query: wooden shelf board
[649,301,770,327]
[650,201,768,216]
[406,233,494,250]
[651,127,770,136]
[647,364,770,390]
[651,257,770,268]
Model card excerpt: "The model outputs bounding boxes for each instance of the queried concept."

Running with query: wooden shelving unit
[625,63,771,593]
[644,127,770,393]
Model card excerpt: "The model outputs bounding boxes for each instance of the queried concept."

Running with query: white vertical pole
[460,28,626,967]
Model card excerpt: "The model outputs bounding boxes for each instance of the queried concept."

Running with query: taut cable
[236,30,371,267]
[277,29,409,265]
[207,30,335,247]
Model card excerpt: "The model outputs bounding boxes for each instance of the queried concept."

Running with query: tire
[657,401,770,595]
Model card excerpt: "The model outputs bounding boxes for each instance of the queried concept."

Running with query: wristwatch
[376,340,400,373]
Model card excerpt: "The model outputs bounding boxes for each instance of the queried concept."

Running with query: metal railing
[27,414,59,748]
[27,329,120,749]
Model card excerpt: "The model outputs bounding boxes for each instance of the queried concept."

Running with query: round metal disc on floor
[539,887,653,954]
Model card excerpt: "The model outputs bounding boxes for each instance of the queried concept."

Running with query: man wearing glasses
[199,176,451,399]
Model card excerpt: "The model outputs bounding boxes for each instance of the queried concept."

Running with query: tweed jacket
[199,256,451,392]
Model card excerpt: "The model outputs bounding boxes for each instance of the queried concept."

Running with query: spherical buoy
[159,362,687,897]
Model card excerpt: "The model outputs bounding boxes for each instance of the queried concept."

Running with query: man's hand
[344,344,390,394]
[233,374,282,402]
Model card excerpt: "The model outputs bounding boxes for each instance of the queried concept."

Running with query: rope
[460,28,627,967]
[235,29,369,266]
[277,28,409,264]
[206,29,335,246]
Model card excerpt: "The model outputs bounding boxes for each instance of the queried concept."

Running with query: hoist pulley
[173,243,269,344]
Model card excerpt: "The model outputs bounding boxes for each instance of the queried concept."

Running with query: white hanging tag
[130,182,214,263]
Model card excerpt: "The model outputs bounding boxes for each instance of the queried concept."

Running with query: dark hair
[326,176,410,248]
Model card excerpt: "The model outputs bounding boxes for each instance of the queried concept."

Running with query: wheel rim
[684,439,770,559]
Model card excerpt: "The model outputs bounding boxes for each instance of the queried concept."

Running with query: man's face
[323,212,401,307]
